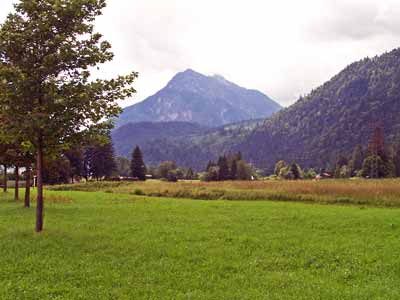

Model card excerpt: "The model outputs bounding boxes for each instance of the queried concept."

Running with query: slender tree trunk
[14,166,19,201]
[36,136,44,232]
[3,164,7,193]
[25,165,31,208]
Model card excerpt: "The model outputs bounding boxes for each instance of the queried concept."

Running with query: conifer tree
[185,168,195,180]
[230,159,238,180]
[290,163,301,180]
[131,146,146,181]
[217,156,229,181]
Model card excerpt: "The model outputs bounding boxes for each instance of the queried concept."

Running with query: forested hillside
[112,122,206,157]
[129,48,400,172]
[240,48,400,171]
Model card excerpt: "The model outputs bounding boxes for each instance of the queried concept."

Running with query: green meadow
[1,187,400,299]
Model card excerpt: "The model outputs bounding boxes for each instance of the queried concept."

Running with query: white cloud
[1,0,400,107]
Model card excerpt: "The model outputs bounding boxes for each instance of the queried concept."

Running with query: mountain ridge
[117,48,400,172]
[115,69,282,128]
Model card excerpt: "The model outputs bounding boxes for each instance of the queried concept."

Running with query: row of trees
[203,153,254,181]
[333,126,400,179]
[0,0,136,232]
[273,126,400,180]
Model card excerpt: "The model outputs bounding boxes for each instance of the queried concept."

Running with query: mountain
[115,69,281,128]
[111,121,206,157]
[127,48,400,172]
[240,48,400,171]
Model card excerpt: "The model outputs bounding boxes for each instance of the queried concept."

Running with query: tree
[349,145,364,176]
[334,155,348,178]
[236,160,253,180]
[290,163,301,180]
[185,168,195,180]
[217,156,229,181]
[361,155,388,178]
[87,140,116,180]
[64,148,85,183]
[158,161,177,179]
[115,157,131,177]
[274,160,288,176]
[130,146,146,181]
[42,156,71,185]
[230,160,237,180]
[0,0,136,232]
[203,166,220,182]
[367,126,386,159]
[206,161,215,172]
[394,145,400,177]
[0,143,12,193]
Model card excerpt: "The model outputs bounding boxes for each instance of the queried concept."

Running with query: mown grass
[49,179,400,207]
[1,189,400,299]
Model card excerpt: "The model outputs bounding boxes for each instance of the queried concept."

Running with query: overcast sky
[1,0,400,107]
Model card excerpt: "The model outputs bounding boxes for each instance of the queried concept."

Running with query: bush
[132,188,145,196]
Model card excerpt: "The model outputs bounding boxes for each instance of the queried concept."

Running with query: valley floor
[1,189,400,299]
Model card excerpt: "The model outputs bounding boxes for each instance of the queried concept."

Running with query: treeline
[273,126,400,180]
[0,0,136,232]
[203,152,254,181]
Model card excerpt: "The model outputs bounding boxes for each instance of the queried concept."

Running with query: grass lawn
[1,189,400,299]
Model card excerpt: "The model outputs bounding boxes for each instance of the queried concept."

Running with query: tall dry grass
[48,179,400,207]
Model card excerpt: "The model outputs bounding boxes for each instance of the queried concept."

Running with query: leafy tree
[361,155,388,178]
[334,155,348,178]
[42,156,72,185]
[203,166,220,182]
[236,160,253,180]
[131,146,146,181]
[0,0,137,231]
[166,170,178,182]
[86,140,116,180]
[0,143,12,193]
[64,148,85,183]
[274,160,288,176]
[115,157,131,177]
[158,161,177,179]
[304,168,317,180]
[349,145,364,176]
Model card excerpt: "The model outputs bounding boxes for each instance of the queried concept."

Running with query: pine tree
[230,160,238,180]
[131,146,146,181]
[217,156,229,181]
[206,160,215,172]
[290,163,301,180]
[185,168,195,180]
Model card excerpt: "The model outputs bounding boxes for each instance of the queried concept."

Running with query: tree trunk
[14,166,19,201]
[25,165,31,208]
[3,164,7,193]
[36,137,44,232]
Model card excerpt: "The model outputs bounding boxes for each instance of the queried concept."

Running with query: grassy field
[1,188,400,299]
[49,179,400,207]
